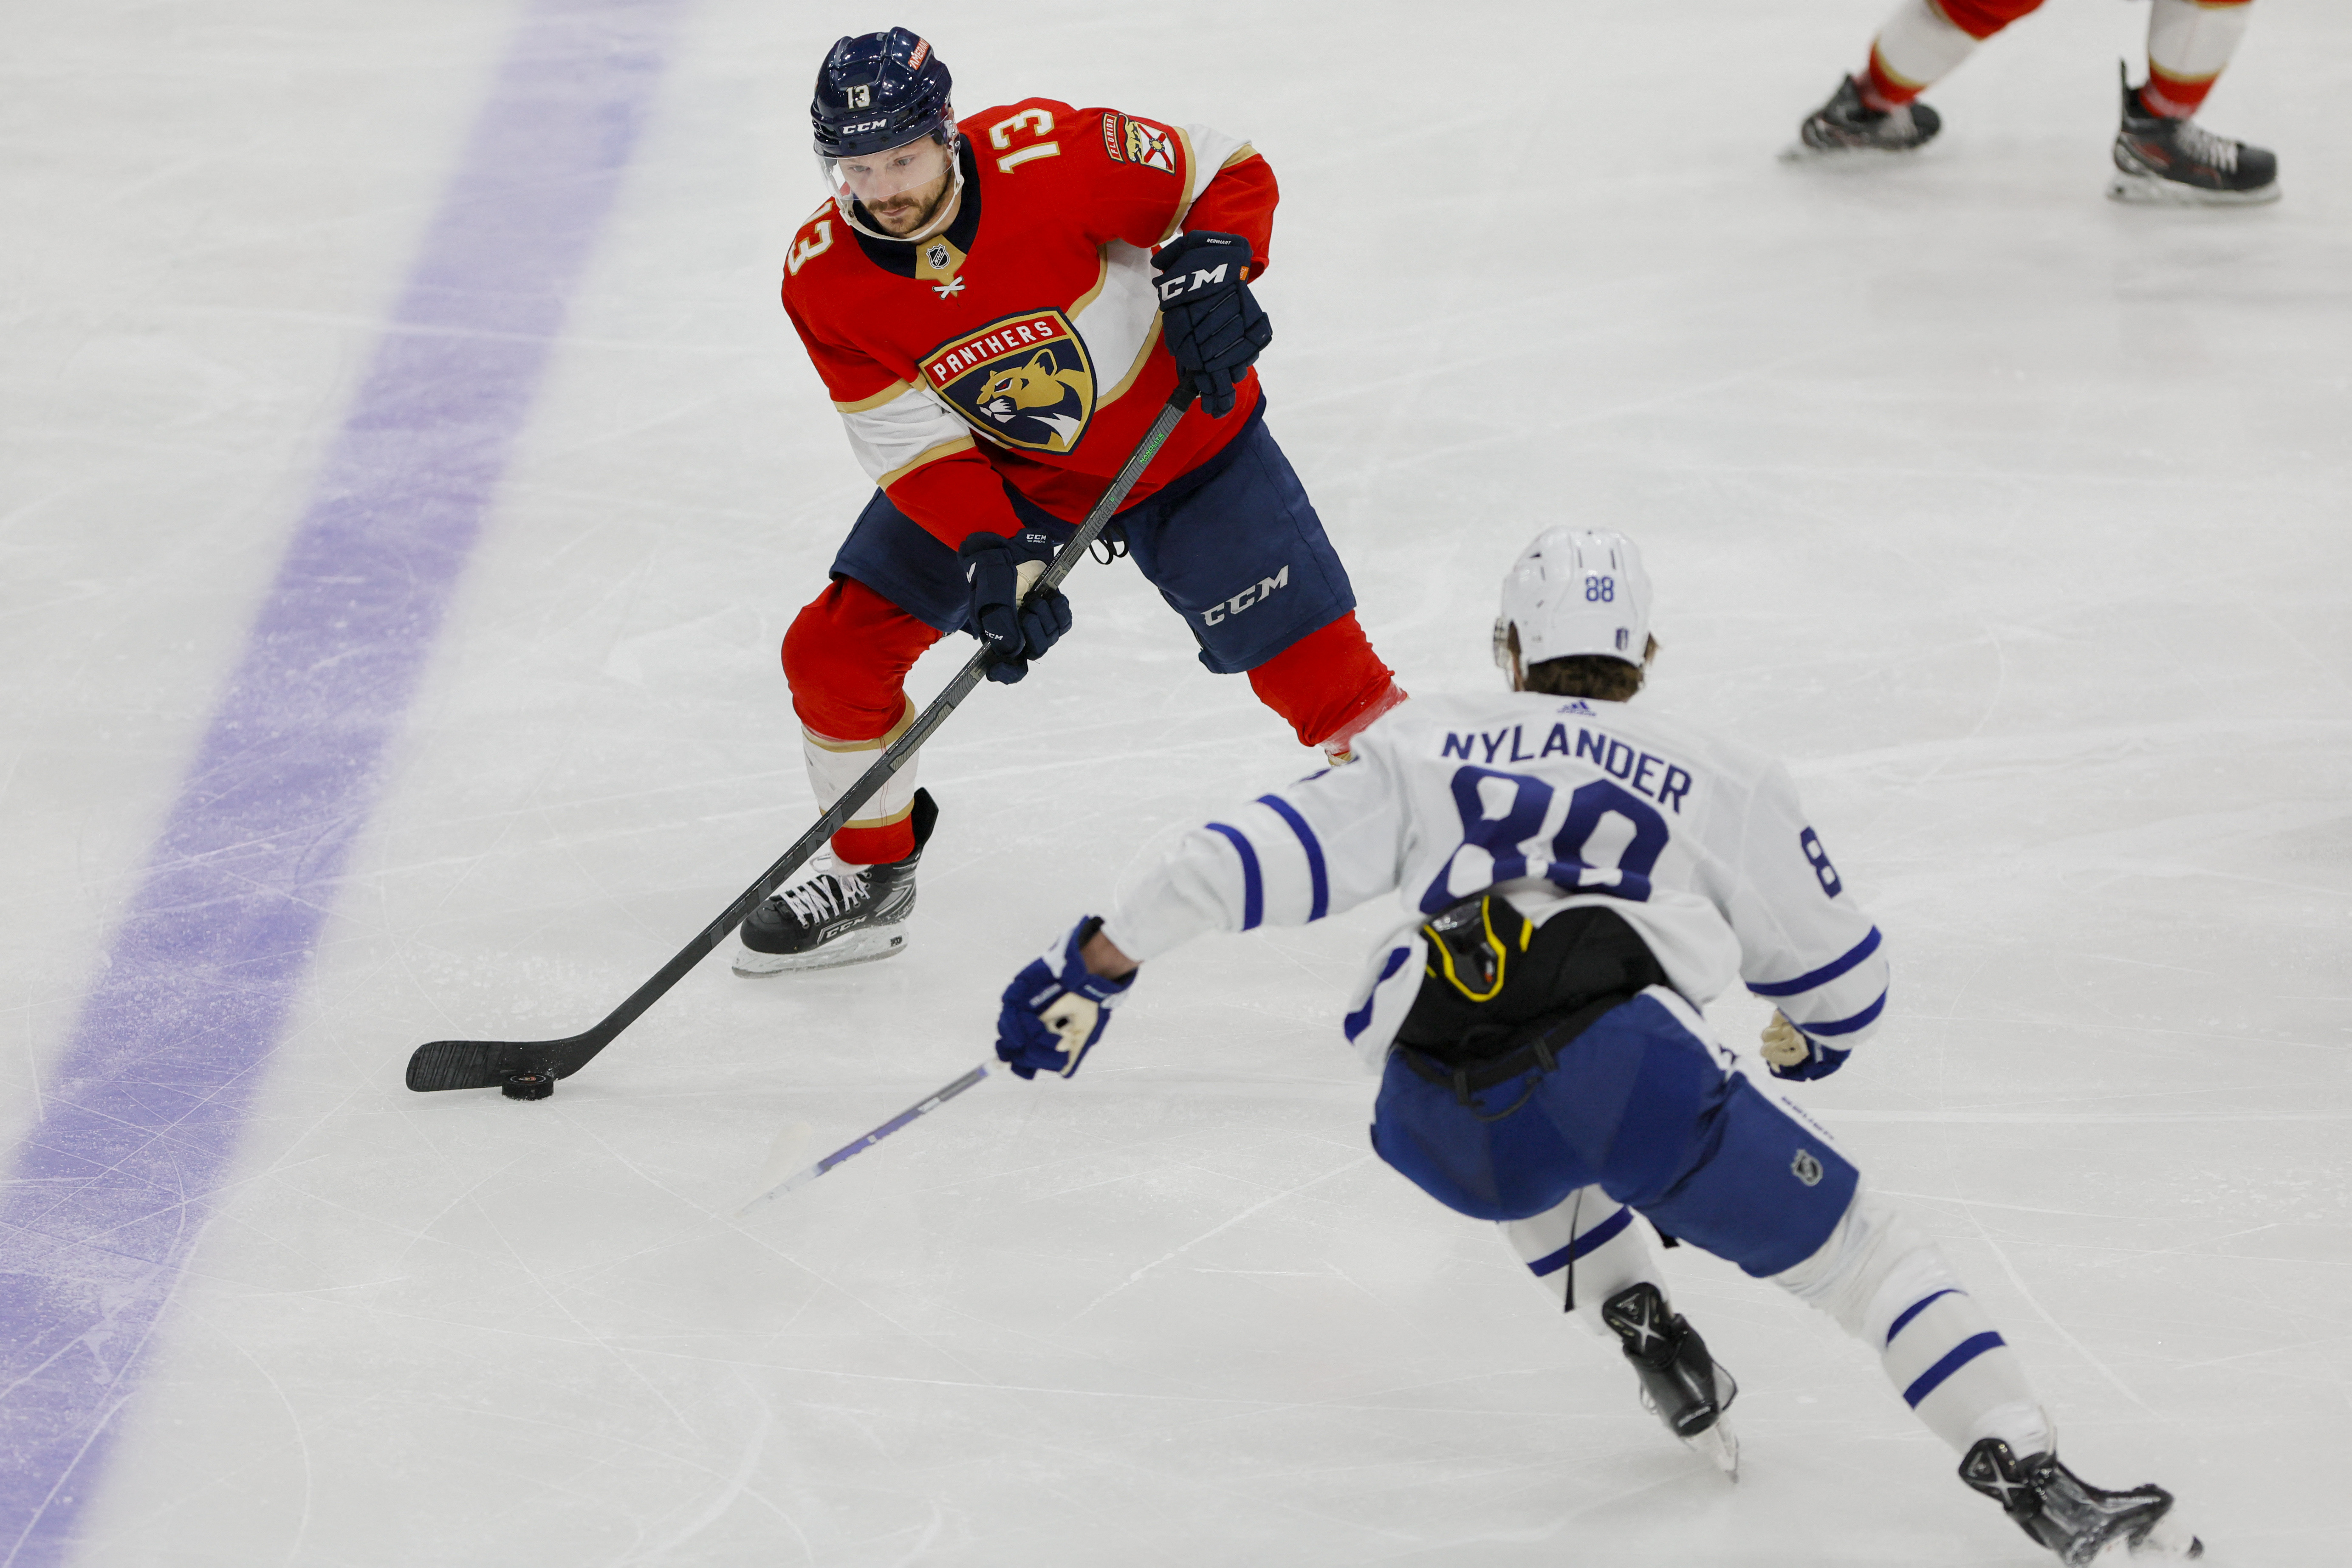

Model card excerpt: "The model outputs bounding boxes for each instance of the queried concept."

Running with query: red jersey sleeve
[1177,145,1277,277]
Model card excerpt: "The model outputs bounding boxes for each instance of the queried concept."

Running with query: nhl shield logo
[925,241,952,271]
[1791,1149,1824,1187]
[920,310,1096,455]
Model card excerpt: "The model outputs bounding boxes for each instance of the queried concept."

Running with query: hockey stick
[734,1059,994,1215]
[407,386,1197,1096]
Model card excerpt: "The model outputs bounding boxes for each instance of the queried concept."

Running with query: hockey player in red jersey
[1789,0,2278,204]
[737,28,1406,975]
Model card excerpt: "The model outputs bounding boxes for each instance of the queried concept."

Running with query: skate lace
[2171,118,2238,171]
[779,871,866,924]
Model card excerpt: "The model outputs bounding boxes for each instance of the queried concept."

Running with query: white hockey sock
[801,693,919,859]
[2145,0,2253,116]
[1775,1186,2053,1457]
[1868,0,1980,103]
[1501,1187,1661,1340]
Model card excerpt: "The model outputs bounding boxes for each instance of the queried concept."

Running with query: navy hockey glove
[1153,230,1271,418]
[957,528,1071,685]
[1760,1011,1850,1082]
[994,917,1136,1079]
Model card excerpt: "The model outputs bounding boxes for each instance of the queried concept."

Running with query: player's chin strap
[833,133,967,246]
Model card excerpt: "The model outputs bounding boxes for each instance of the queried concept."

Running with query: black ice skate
[1785,74,1941,160]
[1960,1438,2205,1565]
[1601,1283,1740,1479]
[734,790,937,975]
[2109,67,2277,206]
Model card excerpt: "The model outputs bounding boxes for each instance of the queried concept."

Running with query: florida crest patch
[920,310,1095,455]
[1101,114,1177,175]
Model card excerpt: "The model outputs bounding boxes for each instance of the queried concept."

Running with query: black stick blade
[406,1030,611,1093]
[407,1039,526,1092]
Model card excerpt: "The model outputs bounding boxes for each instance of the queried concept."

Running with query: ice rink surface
[3,1,2347,1563]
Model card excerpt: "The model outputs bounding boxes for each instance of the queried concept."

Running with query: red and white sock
[781,577,941,866]
[1861,0,2047,110]
[2143,0,2254,118]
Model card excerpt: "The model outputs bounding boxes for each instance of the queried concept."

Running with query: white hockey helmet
[1492,528,1653,678]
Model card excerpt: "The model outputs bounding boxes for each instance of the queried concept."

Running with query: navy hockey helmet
[811,28,954,158]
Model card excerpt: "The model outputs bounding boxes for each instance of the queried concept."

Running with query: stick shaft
[737,1061,994,1213]
[407,387,1194,1090]
[606,390,1196,1039]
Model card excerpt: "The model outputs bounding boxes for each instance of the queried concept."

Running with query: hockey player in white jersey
[989,529,2204,1562]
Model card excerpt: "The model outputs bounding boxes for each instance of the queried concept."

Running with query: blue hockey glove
[994,917,1136,1079]
[957,528,1072,684]
[1760,1011,1850,1082]
[1153,230,1272,418]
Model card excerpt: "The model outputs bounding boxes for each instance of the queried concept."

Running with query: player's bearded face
[834,135,953,237]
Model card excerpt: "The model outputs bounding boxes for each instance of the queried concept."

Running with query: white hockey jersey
[1099,691,1890,1070]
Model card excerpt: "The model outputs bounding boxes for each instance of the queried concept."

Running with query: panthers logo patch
[920,310,1096,455]
[1101,114,1177,175]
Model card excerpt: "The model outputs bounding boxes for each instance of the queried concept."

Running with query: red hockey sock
[1861,51,1923,110]
[2137,75,2206,117]
[1932,0,2047,40]
[1245,613,1404,754]
[1861,0,2043,110]
[781,577,941,863]
[2143,0,2253,118]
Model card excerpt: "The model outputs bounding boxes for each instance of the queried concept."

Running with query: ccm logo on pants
[1202,565,1288,626]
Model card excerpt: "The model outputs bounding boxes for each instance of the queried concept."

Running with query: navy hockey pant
[828,402,1358,675]
[1370,989,1860,1277]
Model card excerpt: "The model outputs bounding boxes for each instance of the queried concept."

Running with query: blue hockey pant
[1370,987,1860,1278]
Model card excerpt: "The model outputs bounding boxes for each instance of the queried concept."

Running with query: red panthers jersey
[780,99,1278,548]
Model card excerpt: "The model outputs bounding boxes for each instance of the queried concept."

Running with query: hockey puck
[501,1071,555,1102]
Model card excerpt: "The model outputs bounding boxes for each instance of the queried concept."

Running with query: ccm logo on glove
[1152,230,1272,419]
[957,528,1072,685]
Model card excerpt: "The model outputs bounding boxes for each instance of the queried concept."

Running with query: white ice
[3,1,2347,1563]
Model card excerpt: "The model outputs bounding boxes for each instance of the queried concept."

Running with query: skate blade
[1684,1416,1739,1482]
[1778,138,1924,164]
[2106,169,2279,206]
[732,924,909,976]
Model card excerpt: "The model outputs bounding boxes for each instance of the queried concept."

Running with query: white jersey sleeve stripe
[1749,927,1882,998]
[1806,988,1889,1038]
[1254,794,1330,920]
[1345,945,1411,1043]
[1203,822,1262,929]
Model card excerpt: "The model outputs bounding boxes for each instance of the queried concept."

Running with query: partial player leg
[1119,416,1406,763]
[738,576,943,975]
[2112,0,2275,204]
[1775,1186,2203,1561]
[1502,1190,1739,1475]
[1246,614,1405,764]
[1370,987,2200,1559]
[1790,0,2046,157]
